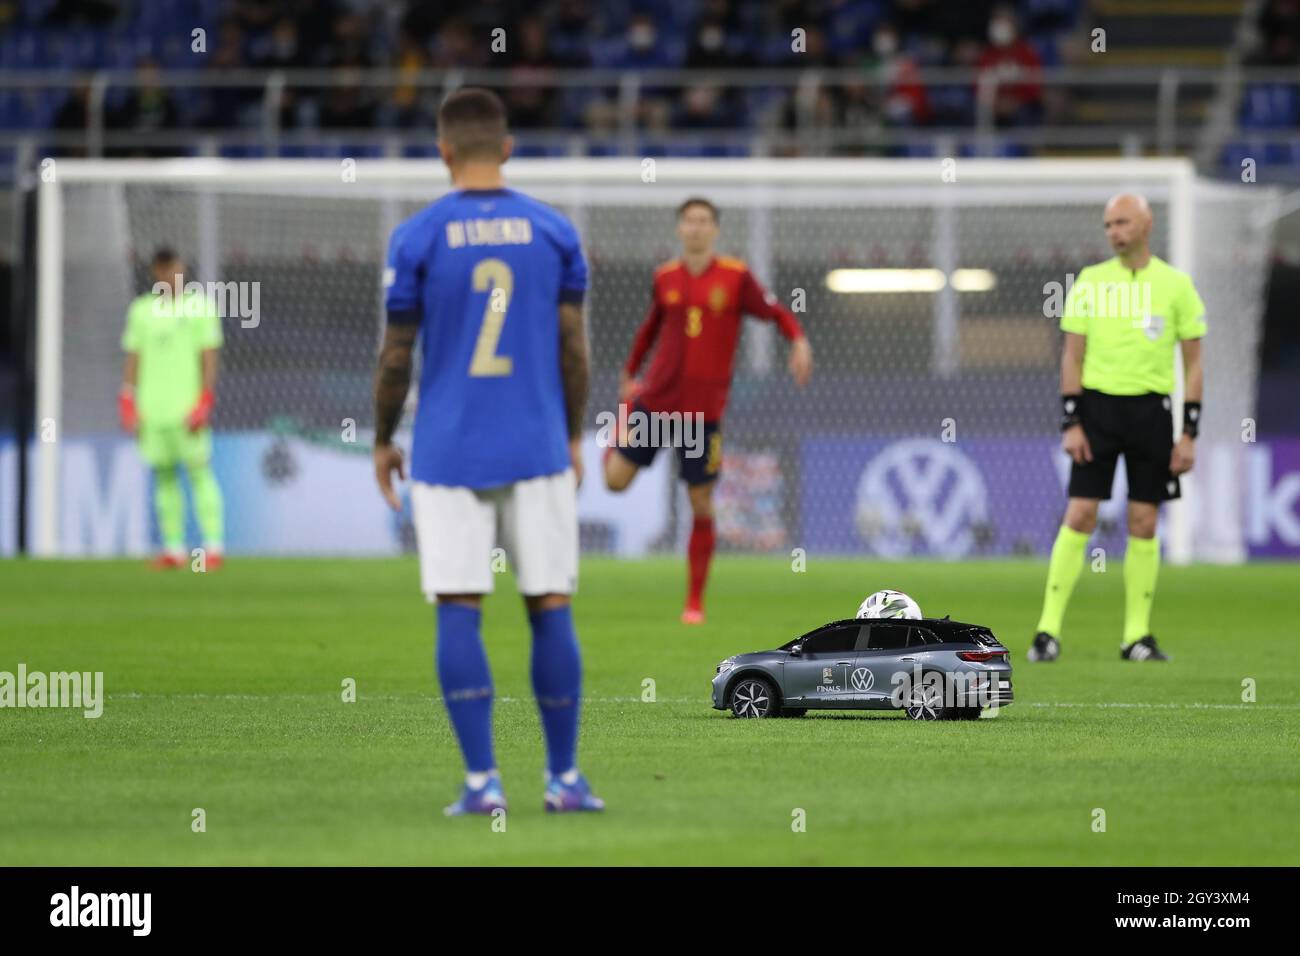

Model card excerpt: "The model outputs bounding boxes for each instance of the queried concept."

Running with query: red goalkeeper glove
[185,388,215,432]
[118,387,137,433]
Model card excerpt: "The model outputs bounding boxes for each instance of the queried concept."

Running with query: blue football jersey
[384,187,588,488]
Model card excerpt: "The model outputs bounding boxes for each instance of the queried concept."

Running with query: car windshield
[779,630,829,650]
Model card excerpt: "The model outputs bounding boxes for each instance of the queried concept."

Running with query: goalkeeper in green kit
[118,248,226,569]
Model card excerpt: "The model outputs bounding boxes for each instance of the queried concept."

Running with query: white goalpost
[33,157,1276,562]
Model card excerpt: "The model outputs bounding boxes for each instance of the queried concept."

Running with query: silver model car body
[711,617,1014,720]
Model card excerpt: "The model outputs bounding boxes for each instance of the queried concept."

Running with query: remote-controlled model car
[711,616,1014,720]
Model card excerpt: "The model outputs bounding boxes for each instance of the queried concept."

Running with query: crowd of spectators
[2,0,1083,145]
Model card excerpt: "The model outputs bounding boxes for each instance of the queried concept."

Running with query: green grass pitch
[1,556,1297,866]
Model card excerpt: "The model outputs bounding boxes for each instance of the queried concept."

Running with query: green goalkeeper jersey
[1060,254,1206,396]
[121,290,223,425]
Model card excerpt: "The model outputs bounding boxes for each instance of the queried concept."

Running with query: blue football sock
[435,603,496,774]
[529,605,582,776]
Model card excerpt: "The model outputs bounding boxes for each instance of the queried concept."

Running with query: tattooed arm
[373,323,418,510]
[559,301,590,486]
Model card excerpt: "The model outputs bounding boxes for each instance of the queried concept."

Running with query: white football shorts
[411,468,578,600]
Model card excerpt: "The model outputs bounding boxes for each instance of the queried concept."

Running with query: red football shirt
[623,256,804,420]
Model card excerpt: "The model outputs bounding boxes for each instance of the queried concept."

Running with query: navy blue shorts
[613,402,723,486]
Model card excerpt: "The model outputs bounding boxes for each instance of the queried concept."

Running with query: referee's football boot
[443,773,508,817]
[544,771,605,813]
[1027,631,1060,662]
[1121,635,1168,661]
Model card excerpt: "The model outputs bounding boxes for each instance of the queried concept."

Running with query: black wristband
[1061,394,1083,431]
[1182,401,1201,439]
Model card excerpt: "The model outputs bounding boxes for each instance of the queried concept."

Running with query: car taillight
[958,650,1007,662]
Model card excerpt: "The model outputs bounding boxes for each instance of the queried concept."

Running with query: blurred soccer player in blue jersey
[372,88,602,816]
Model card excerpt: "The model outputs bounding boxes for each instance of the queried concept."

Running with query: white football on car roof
[856,589,922,620]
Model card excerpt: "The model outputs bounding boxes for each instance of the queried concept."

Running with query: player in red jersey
[604,197,813,624]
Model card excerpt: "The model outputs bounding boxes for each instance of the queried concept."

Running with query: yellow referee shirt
[1060,255,1207,396]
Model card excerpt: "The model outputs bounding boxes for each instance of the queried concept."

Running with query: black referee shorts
[1067,389,1180,504]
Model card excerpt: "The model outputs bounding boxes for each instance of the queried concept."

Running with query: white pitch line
[1028,701,1299,711]
[105,693,695,703]
[101,693,1300,709]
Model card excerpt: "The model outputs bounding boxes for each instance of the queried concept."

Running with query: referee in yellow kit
[1029,193,1205,663]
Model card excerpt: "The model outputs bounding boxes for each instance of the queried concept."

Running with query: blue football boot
[544,771,605,813]
[443,774,508,817]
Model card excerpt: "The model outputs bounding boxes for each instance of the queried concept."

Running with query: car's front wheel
[729,676,778,718]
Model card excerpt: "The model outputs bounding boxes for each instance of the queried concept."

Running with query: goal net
[28,158,1278,563]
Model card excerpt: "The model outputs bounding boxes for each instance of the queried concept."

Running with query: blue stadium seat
[557,89,603,128]
[37,32,67,68]
[1030,34,1063,68]
[824,0,885,58]
[743,88,786,125]
[1023,0,1083,30]
[0,92,21,130]
[219,144,266,158]
[160,33,203,69]
[32,88,67,127]
[895,142,937,158]
[1265,139,1300,165]
[957,139,1031,158]
[279,144,325,158]
[1240,83,1298,130]
[663,142,721,157]
[1221,138,1269,170]
[108,35,142,69]
[402,144,441,159]
[1,28,43,69]
[58,28,110,68]
[171,88,206,119]
[512,142,559,158]
[929,85,977,124]
[757,35,797,65]
[22,0,56,23]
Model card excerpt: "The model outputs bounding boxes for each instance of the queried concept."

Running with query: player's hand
[1170,434,1195,476]
[1062,424,1093,465]
[185,388,214,433]
[374,443,406,511]
[569,437,584,488]
[618,371,640,403]
[117,387,138,435]
[788,337,813,387]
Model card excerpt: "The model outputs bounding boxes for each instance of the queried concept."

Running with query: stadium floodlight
[33,158,1277,563]
[826,269,948,293]
[825,268,997,293]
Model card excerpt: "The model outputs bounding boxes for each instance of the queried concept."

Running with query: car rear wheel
[904,679,947,721]
[729,676,778,718]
